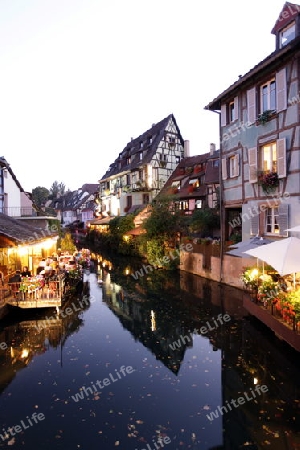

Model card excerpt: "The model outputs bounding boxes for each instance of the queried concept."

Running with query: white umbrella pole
[294,272,296,289]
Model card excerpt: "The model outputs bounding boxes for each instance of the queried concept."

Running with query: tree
[109,215,135,237]
[60,232,76,253]
[49,181,66,199]
[32,186,50,208]
[143,195,179,242]
[189,208,220,236]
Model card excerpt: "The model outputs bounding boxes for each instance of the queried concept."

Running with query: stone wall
[180,249,255,290]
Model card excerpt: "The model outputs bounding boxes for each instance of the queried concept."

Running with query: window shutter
[278,203,288,237]
[277,138,286,178]
[247,87,256,123]
[248,147,258,183]
[234,96,239,120]
[250,208,259,235]
[234,154,240,177]
[222,157,227,180]
[221,104,227,127]
[276,68,287,112]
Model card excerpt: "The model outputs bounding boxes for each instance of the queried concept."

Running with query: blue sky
[0,0,291,192]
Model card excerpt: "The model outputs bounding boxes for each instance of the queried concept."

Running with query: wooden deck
[5,278,65,309]
[6,297,62,309]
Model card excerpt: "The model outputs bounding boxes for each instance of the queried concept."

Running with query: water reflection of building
[0,294,91,395]
[101,267,232,377]
[181,270,300,449]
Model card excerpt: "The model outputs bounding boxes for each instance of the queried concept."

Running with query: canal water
[0,253,299,450]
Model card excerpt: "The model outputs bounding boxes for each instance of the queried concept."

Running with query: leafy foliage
[189,208,220,236]
[49,181,67,198]
[143,195,181,241]
[109,214,135,237]
[60,232,76,253]
[32,186,50,208]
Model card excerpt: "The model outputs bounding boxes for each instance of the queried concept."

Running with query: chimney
[131,137,134,141]
[184,140,190,158]
[210,143,216,155]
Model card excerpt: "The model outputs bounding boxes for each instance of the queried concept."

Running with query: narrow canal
[0,253,299,450]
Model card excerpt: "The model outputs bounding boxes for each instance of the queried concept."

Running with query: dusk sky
[0,0,291,192]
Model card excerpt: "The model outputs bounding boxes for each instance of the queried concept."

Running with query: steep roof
[99,114,184,181]
[205,33,300,111]
[0,157,25,192]
[51,184,98,211]
[0,213,56,245]
[160,151,219,199]
[271,2,300,34]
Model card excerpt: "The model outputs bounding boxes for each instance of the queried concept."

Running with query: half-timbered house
[98,114,188,216]
[205,2,300,241]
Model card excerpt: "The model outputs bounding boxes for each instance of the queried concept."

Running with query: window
[265,207,279,234]
[196,200,202,209]
[139,152,143,161]
[126,196,132,208]
[175,156,180,164]
[140,142,143,149]
[221,96,238,126]
[229,101,235,122]
[261,79,276,112]
[178,201,188,210]
[229,154,239,178]
[280,22,295,48]
[262,142,277,172]
[126,174,131,185]
[143,193,149,204]
[213,159,219,167]
[126,157,131,165]
[249,139,286,183]
[169,136,175,146]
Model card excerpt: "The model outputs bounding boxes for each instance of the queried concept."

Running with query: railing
[1,207,37,217]
[8,279,64,302]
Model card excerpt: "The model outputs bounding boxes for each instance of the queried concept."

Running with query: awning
[88,216,113,225]
[125,227,146,236]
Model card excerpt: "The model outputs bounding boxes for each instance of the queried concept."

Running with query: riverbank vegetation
[86,195,220,270]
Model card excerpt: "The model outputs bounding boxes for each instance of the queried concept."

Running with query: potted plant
[258,171,279,194]
[256,109,276,125]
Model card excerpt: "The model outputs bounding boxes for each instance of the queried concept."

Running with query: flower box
[258,171,279,194]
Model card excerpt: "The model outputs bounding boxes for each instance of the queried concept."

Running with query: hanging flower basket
[258,171,279,194]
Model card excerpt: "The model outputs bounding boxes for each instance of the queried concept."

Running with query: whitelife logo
[71,365,135,402]
[169,314,231,351]
[0,412,45,443]
[206,384,269,422]
[135,435,171,450]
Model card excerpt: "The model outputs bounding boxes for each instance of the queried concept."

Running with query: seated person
[9,270,22,283]
[21,266,31,277]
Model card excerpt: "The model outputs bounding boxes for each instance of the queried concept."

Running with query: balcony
[1,207,37,217]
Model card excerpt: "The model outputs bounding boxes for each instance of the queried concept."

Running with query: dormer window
[280,22,295,48]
